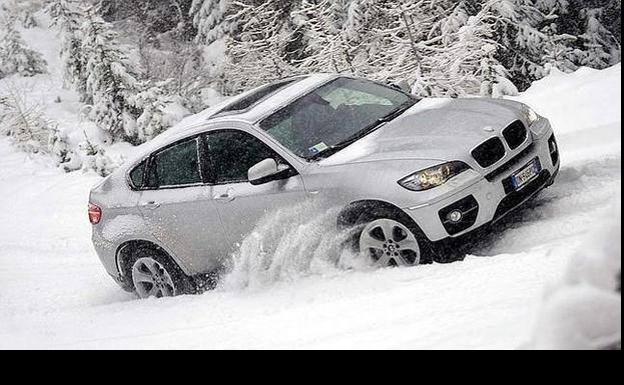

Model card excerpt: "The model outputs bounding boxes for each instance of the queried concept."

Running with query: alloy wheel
[359,218,421,267]
[132,257,177,298]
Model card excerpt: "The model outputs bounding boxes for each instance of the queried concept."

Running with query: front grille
[548,134,559,165]
[502,120,528,150]
[485,143,535,182]
[494,170,552,222]
[472,137,506,168]
[439,195,479,235]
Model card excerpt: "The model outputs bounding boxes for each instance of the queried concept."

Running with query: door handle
[142,201,161,209]
[214,192,235,202]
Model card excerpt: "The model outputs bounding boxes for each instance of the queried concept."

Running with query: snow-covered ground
[0,16,621,348]
[0,63,619,349]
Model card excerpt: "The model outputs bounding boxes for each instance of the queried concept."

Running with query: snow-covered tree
[416,2,515,97]
[0,85,52,154]
[133,79,186,143]
[295,0,350,73]
[139,39,221,113]
[82,0,620,100]
[48,125,82,172]
[535,0,620,73]
[80,6,142,143]
[46,0,87,95]
[362,0,446,89]
[78,133,115,176]
[224,0,302,92]
[190,0,232,45]
[0,17,47,79]
[100,0,195,40]
[297,0,398,76]
[0,0,43,28]
[579,6,621,68]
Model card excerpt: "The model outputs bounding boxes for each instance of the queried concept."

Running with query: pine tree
[81,6,142,142]
[428,3,515,97]
[79,133,115,176]
[0,17,47,79]
[49,125,82,172]
[579,6,620,68]
[134,79,178,143]
[476,0,560,89]
[297,0,396,76]
[0,0,41,28]
[100,0,196,40]
[224,0,301,92]
[190,0,231,45]
[46,0,87,95]
[296,0,351,73]
[533,0,620,74]
[0,86,53,155]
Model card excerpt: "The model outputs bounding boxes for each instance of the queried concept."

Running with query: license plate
[511,158,541,190]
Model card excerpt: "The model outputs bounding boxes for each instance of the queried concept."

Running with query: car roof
[121,73,339,170]
[216,73,337,123]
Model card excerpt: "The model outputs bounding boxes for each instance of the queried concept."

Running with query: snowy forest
[0,0,621,175]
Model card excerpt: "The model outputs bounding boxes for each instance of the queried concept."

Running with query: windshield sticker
[308,142,329,155]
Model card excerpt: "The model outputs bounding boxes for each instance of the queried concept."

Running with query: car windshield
[259,77,417,160]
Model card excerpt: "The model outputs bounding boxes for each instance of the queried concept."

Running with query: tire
[353,208,434,267]
[127,248,194,299]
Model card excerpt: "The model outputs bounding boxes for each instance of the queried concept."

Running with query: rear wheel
[128,249,193,299]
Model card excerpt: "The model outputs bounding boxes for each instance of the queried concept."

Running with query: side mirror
[248,158,292,185]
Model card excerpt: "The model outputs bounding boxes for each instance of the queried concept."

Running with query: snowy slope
[0,65,620,349]
[0,14,105,153]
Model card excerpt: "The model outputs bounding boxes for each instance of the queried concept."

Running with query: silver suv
[89,74,560,298]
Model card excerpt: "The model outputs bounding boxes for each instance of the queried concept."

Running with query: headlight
[398,161,471,191]
[522,104,539,125]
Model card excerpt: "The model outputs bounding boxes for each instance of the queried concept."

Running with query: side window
[204,130,283,184]
[147,138,202,188]
[129,160,146,189]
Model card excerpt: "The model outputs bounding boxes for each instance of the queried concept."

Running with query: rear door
[204,129,309,245]
[138,136,228,274]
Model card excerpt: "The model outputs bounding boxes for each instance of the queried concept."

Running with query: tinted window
[129,161,146,189]
[212,78,303,117]
[204,131,280,184]
[148,139,202,188]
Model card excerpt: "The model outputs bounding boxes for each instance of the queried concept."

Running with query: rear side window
[129,161,146,189]
[147,138,202,188]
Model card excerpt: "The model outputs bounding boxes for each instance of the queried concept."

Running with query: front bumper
[403,121,560,242]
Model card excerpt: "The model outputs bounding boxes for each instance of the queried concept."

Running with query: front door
[203,129,309,246]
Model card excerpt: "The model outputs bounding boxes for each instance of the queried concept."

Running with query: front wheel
[358,218,425,267]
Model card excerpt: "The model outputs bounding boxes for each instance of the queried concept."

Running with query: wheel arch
[337,199,424,235]
[115,239,182,279]
[338,199,438,264]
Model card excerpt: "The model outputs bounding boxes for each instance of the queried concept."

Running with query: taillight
[88,203,102,225]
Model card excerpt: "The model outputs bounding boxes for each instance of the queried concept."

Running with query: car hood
[319,98,524,167]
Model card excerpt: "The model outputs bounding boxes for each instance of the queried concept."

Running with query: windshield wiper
[377,99,417,123]
[307,99,417,161]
